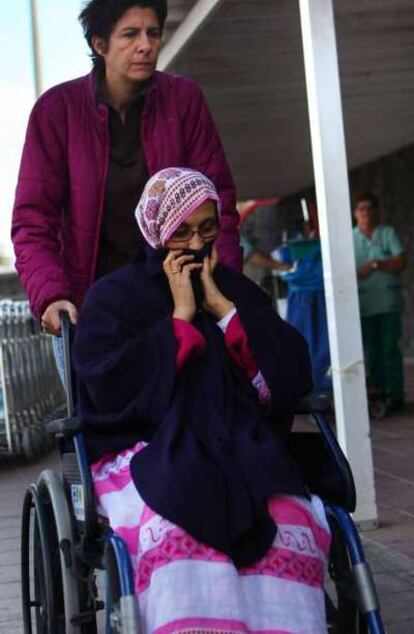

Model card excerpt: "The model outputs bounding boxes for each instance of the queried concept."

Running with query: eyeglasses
[168,218,220,244]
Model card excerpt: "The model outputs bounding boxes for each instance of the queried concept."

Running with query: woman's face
[354,200,378,231]
[92,6,162,85]
[165,201,220,251]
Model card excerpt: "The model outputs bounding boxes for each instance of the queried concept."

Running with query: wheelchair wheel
[21,471,98,634]
[325,514,368,634]
[33,494,65,632]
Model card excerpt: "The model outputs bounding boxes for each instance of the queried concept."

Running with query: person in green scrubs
[353,192,406,412]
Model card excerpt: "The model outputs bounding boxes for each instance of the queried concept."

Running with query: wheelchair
[21,313,386,634]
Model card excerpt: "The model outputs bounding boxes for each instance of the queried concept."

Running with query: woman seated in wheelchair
[73,168,331,634]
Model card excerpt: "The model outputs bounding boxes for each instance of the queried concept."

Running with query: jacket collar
[86,70,159,142]
[86,70,159,111]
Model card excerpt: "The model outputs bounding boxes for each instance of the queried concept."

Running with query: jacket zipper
[89,108,110,285]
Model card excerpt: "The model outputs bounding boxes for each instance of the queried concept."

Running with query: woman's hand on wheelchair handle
[163,250,202,322]
[41,299,78,336]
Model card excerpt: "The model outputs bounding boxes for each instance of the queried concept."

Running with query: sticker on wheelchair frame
[71,484,85,522]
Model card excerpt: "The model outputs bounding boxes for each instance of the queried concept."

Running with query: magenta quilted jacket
[12,71,241,318]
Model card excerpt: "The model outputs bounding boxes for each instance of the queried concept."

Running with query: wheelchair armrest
[46,416,84,437]
[287,429,356,513]
[295,392,332,415]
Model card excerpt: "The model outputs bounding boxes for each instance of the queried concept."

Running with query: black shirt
[95,81,149,279]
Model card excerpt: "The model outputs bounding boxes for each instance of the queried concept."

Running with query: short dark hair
[79,0,168,71]
[354,191,379,210]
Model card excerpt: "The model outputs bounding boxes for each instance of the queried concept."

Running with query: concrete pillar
[299,0,378,527]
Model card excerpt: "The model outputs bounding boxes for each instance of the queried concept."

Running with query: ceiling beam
[158,0,225,71]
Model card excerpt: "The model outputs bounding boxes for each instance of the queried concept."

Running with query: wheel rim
[31,491,65,633]
[22,474,99,634]
[325,515,367,634]
[34,517,49,633]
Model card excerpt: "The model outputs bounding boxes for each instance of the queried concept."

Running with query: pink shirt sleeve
[224,313,271,402]
[172,318,206,372]
[224,313,259,380]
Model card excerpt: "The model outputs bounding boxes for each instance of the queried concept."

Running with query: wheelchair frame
[21,313,386,634]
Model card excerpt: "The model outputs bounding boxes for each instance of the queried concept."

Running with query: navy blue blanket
[73,249,312,566]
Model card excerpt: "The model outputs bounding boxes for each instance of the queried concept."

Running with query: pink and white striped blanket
[92,441,331,634]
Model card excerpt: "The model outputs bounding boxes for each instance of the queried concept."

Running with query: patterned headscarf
[135,167,221,248]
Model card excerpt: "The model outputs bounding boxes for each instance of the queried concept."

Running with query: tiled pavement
[1,366,414,633]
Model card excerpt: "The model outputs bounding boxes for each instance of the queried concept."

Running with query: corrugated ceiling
[164,0,414,198]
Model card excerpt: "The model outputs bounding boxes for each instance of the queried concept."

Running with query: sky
[1,1,90,261]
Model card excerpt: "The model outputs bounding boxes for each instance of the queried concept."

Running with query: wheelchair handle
[59,310,75,417]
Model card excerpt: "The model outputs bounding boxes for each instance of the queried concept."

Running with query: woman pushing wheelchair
[73,168,331,634]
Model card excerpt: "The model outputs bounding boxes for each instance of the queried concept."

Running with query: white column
[158,0,224,71]
[299,0,378,527]
[29,0,43,97]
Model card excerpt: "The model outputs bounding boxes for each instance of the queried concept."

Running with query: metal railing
[0,300,65,458]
